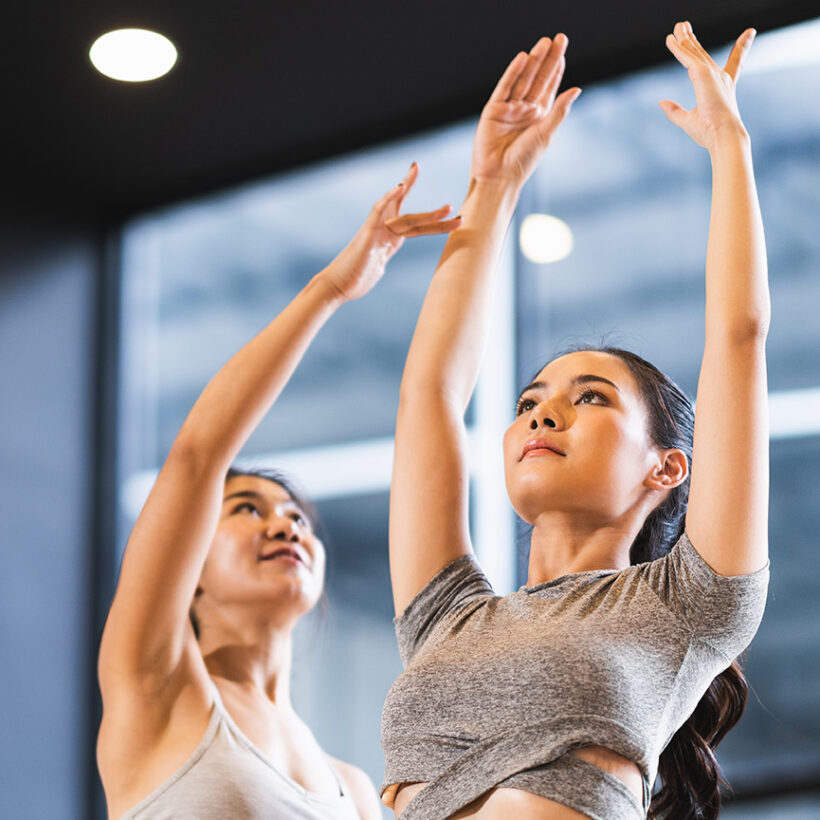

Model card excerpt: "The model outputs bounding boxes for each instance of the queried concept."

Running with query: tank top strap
[207,677,229,717]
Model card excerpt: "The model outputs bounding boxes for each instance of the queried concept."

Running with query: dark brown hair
[553,345,749,819]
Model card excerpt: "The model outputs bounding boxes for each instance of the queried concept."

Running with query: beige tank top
[121,681,360,819]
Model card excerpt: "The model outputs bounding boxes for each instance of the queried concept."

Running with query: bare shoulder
[327,755,383,820]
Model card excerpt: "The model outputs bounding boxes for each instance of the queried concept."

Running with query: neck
[198,607,297,709]
[526,509,646,586]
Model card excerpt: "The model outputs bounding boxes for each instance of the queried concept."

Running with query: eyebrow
[517,374,621,401]
[222,489,305,515]
[223,490,264,504]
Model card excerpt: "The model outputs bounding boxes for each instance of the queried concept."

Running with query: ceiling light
[519,214,574,264]
[89,29,177,82]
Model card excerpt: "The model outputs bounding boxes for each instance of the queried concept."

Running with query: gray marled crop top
[380,532,769,820]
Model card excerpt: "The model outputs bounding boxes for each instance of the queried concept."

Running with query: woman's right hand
[320,163,462,302]
[470,34,581,189]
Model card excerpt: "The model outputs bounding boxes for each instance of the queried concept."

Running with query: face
[195,475,326,623]
[503,351,663,526]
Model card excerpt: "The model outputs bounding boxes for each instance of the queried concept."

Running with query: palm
[473,100,548,181]
[660,22,753,150]
[471,34,581,185]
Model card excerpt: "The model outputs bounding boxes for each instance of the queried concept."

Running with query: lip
[259,546,307,565]
[521,438,566,460]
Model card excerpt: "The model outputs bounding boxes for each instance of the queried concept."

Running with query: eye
[576,388,607,405]
[515,397,536,416]
[290,511,306,526]
[233,502,260,515]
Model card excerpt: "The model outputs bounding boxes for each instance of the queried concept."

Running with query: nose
[528,399,564,431]
[265,517,300,542]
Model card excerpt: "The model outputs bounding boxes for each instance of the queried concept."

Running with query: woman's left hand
[660,21,755,150]
[321,163,461,302]
[470,34,581,188]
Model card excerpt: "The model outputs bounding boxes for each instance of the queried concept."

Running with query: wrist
[306,267,348,310]
[463,176,522,218]
[707,121,751,155]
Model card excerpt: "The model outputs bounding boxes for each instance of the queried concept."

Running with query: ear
[645,447,688,492]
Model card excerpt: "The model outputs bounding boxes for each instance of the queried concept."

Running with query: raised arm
[389,35,581,615]
[660,21,770,575]
[98,173,460,694]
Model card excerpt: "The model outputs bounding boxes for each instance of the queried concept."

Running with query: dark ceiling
[4,0,818,222]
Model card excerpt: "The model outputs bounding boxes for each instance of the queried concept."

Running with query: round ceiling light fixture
[89,28,177,82]
[519,213,574,264]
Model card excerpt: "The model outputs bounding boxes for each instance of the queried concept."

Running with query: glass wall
[116,16,820,816]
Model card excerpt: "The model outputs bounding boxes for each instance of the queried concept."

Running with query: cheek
[502,422,522,469]
[597,418,651,477]
[312,542,327,579]
[204,528,245,575]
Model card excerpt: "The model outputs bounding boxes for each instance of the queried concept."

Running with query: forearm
[400,178,520,410]
[704,127,770,340]
[177,271,343,467]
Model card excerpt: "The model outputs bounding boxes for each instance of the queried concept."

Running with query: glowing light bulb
[89,29,177,82]
[519,214,574,264]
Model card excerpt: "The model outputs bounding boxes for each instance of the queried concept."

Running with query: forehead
[534,351,639,395]
[223,475,297,507]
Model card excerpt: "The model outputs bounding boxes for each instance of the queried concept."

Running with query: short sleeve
[641,531,770,660]
[394,554,495,667]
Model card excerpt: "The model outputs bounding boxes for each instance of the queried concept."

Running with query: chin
[506,471,566,522]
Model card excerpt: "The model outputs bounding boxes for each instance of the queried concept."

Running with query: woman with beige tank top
[96,172,460,819]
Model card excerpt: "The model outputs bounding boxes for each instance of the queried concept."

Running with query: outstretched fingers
[386,206,462,237]
[724,28,756,82]
[533,85,581,141]
[658,98,688,128]
[509,37,552,100]
[665,31,695,69]
[536,54,566,110]
[526,34,568,105]
[488,51,530,103]
[372,162,420,218]
[679,21,719,69]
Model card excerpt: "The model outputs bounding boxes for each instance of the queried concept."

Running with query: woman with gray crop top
[383,21,769,820]
[96,173,460,820]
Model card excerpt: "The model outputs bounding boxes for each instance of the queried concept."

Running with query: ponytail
[651,659,748,819]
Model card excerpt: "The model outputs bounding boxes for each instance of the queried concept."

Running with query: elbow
[710,311,771,345]
[168,429,231,477]
[398,379,464,417]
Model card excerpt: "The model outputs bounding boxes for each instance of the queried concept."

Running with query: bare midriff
[387,746,643,819]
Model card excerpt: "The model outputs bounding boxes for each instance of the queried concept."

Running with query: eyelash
[233,502,306,526]
[515,397,536,416]
[514,389,607,416]
[234,502,260,515]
